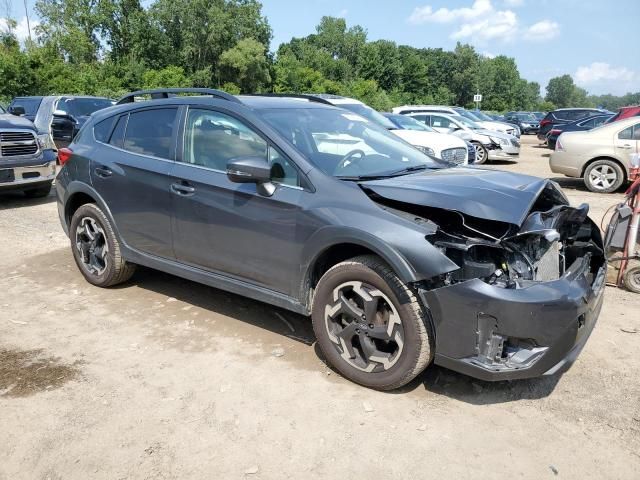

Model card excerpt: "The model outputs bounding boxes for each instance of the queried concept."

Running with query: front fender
[300,225,459,288]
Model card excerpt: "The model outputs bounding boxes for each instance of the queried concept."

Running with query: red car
[607,105,640,123]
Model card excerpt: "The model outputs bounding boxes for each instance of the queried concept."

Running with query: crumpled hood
[0,113,36,131]
[361,167,559,226]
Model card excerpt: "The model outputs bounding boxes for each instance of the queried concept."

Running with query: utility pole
[23,0,31,42]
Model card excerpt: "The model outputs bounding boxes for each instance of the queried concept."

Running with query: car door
[91,107,178,259]
[50,98,77,148]
[170,107,306,295]
[614,122,640,167]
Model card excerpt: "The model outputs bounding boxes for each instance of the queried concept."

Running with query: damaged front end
[367,180,606,381]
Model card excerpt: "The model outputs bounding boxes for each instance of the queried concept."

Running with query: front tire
[69,203,136,287]
[471,142,488,164]
[584,160,624,193]
[623,263,640,294]
[311,255,433,390]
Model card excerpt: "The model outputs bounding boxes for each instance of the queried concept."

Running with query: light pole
[23,0,31,42]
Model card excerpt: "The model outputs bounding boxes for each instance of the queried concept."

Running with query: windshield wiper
[386,164,431,176]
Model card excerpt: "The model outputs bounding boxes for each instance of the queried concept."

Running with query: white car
[382,113,472,164]
[310,95,469,164]
[393,105,520,137]
[406,112,520,164]
[550,117,640,193]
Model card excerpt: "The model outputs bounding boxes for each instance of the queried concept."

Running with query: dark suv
[56,89,606,390]
[538,108,607,141]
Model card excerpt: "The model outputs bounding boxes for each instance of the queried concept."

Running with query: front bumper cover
[421,255,605,381]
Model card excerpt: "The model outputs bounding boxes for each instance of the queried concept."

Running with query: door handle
[171,181,196,196]
[94,166,112,178]
[620,144,633,149]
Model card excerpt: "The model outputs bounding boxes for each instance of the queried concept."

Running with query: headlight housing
[415,145,435,156]
[37,132,57,151]
[489,136,508,146]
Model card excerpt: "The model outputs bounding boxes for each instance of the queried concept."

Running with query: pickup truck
[0,111,57,198]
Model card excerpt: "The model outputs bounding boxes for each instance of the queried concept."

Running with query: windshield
[386,114,435,132]
[338,103,397,130]
[455,116,482,130]
[515,113,536,121]
[471,111,493,121]
[11,97,42,116]
[456,109,481,122]
[259,107,442,179]
[59,97,114,117]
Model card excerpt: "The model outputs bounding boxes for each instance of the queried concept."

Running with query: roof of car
[238,95,335,109]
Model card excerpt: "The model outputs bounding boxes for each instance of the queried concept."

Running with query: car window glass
[11,98,42,116]
[633,125,640,140]
[183,109,267,172]
[124,108,177,159]
[618,127,633,140]
[268,146,300,187]
[94,117,115,142]
[109,115,128,149]
[431,115,451,128]
[63,98,114,117]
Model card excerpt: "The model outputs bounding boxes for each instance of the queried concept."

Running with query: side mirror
[226,157,275,196]
[53,110,76,122]
[10,106,25,116]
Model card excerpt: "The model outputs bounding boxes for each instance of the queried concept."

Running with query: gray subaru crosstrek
[56,89,606,390]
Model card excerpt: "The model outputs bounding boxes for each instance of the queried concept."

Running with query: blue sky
[7,0,639,96]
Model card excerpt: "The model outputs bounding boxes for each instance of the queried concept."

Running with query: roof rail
[242,93,335,106]
[116,88,241,105]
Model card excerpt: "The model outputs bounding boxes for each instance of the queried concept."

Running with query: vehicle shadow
[125,266,317,346]
[0,190,56,210]
[128,266,561,403]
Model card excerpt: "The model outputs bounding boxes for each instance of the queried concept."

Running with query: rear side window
[94,117,115,143]
[109,115,128,149]
[618,124,640,140]
[123,108,177,159]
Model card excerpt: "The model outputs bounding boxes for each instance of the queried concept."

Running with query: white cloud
[574,63,639,95]
[452,10,518,42]
[575,63,635,85]
[482,51,496,58]
[408,0,492,24]
[407,1,559,45]
[0,16,38,42]
[523,20,559,41]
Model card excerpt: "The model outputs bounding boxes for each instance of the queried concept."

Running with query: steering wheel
[333,149,366,174]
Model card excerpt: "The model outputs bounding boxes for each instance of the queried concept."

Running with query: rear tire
[584,160,625,193]
[70,203,136,287]
[23,182,52,198]
[311,255,434,390]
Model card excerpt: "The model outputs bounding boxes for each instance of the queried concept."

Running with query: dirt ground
[1,136,639,480]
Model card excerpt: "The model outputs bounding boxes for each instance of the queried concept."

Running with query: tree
[219,38,271,92]
[545,74,576,108]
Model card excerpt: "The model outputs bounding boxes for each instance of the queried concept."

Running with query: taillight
[549,129,562,136]
[540,119,551,127]
[58,147,73,165]
[556,137,563,151]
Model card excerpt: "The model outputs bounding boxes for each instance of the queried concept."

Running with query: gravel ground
[1,135,639,480]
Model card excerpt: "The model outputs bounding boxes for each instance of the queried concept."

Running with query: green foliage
[0,4,634,114]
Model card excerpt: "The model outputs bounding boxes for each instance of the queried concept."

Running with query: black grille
[0,132,34,142]
[0,131,38,157]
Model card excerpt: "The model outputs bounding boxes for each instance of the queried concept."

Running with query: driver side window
[183,109,300,186]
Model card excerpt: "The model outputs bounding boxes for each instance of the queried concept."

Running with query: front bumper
[487,143,519,161]
[0,153,57,191]
[421,255,605,381]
